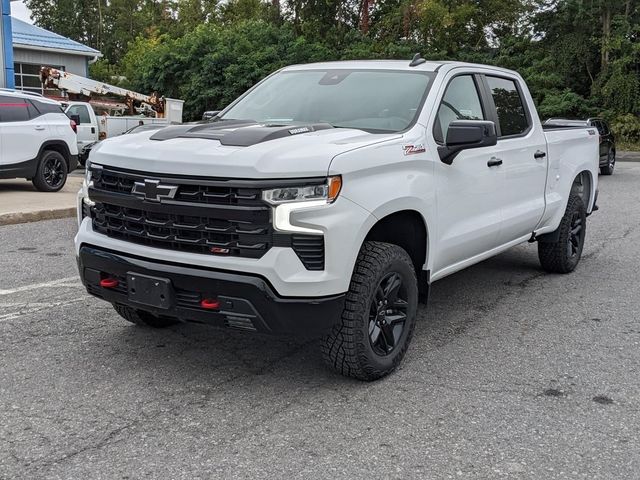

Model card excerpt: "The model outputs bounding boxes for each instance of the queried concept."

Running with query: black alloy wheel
[43,155,65,189]
[567,210,584,259]
[32,150,68,192]
[368,272,409,356]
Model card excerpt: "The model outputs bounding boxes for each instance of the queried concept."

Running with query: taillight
[70,119,77,133]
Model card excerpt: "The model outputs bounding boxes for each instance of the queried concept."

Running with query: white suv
[0,89,78,191]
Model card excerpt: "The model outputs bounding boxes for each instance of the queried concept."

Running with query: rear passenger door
[0,96,47,167]
[481,75,548,244]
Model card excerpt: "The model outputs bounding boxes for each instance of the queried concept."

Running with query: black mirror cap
[438,120,497,165]
[202,110,221,120]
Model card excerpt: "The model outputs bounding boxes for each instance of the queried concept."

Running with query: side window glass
[486,76,529,136]
[595,121,606,135]
[434,75,484,143]
[67,105,91,124]
[34,101,64,115]
[27,100,41,119]
[0,96,30,122]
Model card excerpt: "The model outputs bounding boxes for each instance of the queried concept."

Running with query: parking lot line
[0,276,80,296]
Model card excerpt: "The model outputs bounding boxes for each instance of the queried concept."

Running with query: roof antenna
[409,53,426,67]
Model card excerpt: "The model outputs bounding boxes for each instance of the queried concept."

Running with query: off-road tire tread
[320,241,417,381]
[538,193,586,274]
[113,304,178,328]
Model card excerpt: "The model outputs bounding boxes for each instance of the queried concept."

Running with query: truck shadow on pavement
[100,243,545,384]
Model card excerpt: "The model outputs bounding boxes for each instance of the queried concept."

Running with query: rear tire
[600,149,615,175]
[113,304,179,328]
[320,241,419,381]
[32,150,68,192]
[538,193,586,273]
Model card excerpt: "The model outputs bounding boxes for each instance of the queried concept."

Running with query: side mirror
[69,114,81,125]
[202,110,220,121]
[438,120,497,165]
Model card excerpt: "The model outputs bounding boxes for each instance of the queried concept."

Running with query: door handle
[34,126,45,131]
[534,150,546,159]
[487,158,503,167]
[91,127,96,134]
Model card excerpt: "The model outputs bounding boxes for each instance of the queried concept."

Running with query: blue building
[1,1,101,92]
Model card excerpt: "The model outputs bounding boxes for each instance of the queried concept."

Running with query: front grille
[87,166,326,269]
[92,203,271,258]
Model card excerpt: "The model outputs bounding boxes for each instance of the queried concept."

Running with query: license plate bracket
[127,272,174,310]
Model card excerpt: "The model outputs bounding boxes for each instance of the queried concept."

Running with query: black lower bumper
[78,245,345,338]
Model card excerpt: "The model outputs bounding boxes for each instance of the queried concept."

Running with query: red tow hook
[99,278,119,288]
[200,298,220,310]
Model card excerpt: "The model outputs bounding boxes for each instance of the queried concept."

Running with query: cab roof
[282,59,519,76]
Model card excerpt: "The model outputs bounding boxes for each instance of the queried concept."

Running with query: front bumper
[78,245,346,338]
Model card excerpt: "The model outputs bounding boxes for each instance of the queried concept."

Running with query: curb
[0,207,77,227]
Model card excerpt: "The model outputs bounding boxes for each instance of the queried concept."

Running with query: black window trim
[480,73,533,140]
[432,72,489,145]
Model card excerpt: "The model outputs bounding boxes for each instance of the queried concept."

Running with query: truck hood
[90,121,401,178]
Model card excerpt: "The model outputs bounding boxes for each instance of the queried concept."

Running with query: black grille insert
[88,166,326,268]
[291,235,325,270]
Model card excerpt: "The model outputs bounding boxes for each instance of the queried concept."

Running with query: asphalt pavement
[1,164,639,479]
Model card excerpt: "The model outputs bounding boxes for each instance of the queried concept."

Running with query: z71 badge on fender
[403,144,426,155]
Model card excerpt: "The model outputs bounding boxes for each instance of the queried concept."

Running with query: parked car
[0,89,78,191]
[76,58,599,380]
[544,118,616,175]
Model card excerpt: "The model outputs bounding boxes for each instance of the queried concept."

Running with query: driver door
[431,74,504,275]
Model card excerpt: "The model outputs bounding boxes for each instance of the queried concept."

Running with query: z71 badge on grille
[132,179,178,202]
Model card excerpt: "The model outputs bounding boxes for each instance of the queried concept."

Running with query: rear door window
[0,96,30,122]
[485,76,529,137]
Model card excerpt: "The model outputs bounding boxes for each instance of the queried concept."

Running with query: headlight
[81,161,96,207]
[262,176,342,205]
[263,176,342,234]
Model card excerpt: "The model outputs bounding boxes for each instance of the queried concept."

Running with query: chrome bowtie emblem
[132,179,178,202]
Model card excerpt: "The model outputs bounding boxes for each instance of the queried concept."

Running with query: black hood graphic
[150,120,334,147]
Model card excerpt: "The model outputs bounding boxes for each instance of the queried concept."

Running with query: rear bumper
[78,245,345,338]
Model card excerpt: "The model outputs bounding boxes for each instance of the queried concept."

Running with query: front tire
[538,193,586,273]
[320,241,419,381]
[113,304,179,328]
[600,149,615,175]
[32,150,68,192]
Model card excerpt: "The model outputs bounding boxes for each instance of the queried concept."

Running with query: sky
[10,1,33,23]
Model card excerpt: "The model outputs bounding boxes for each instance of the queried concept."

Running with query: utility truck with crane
[41,67,184,164]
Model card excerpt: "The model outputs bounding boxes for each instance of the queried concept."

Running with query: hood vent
[150,120,334,147]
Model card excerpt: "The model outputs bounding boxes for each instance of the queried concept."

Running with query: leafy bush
[610,114,640,144]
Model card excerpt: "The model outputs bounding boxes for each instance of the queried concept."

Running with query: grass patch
[618,141,640,152]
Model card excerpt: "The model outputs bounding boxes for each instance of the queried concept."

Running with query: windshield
[220,69,436,133]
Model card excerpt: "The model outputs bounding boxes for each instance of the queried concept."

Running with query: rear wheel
[600,149,615,175]
[320,241,418,381]
[538,193,586,273]
[113,304,179,328]
[32,150,68,192]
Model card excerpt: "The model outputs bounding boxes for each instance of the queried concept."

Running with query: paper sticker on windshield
[403,144,426,156]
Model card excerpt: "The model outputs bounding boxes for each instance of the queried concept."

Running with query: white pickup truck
[76,58,599,380]
[65,101,182,164]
